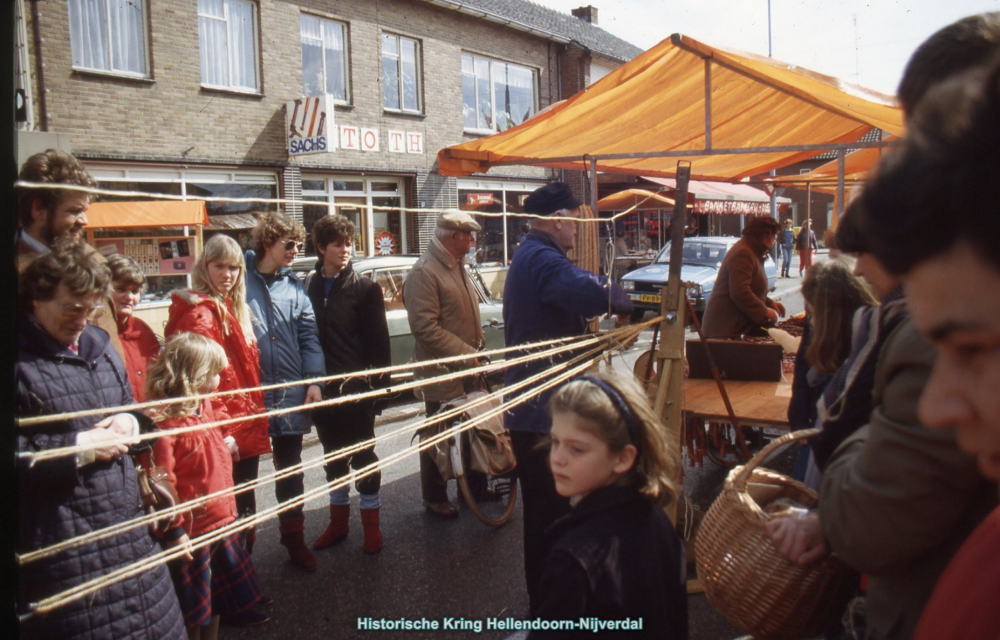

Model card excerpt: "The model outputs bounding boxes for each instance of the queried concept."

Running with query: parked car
[292,255,505,379]
[619,236,777,322]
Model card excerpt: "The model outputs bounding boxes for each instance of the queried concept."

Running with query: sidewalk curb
[772,284,803,301]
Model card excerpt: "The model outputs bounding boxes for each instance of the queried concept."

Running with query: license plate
[639,293,661,304]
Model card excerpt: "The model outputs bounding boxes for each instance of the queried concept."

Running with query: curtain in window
[69,0,146,75]
[475,58,491,129]
[69,0,109,71]
[108,0,146,74]
[199,0,228,86]
[301,15,323,96]
[461,55,477,129]
[381,35,400,110]
[323,20,345,99]
[400,39,419,112]
[228,0,256,90]
[500,64,535,129]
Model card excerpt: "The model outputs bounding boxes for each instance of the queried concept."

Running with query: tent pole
[836,149,846,227]
[704,59,712,150]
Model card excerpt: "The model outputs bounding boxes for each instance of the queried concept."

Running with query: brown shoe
[425,502,458,518]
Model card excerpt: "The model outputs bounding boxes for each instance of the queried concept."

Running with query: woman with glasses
[164,235,270,567]
[244,213,325,572]
[107,254,161,402]
[16,242,186,638]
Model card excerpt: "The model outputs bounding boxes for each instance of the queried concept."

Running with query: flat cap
[523,182,583,216]
[437,210,482,232]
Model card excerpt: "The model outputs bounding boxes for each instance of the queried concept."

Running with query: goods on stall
[695,428,857,640]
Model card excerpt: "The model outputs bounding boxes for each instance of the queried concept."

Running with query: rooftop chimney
[571,5,598,25]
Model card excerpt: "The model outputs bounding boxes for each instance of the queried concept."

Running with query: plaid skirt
[169,532,263,628]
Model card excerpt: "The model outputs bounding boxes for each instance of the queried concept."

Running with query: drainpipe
[30,0,48,131]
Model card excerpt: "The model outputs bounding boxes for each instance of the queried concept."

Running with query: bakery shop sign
[695,199,771,215]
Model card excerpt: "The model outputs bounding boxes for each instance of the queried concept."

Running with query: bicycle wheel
[457,430,518,527]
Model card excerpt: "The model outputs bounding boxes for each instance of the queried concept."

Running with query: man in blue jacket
[245,213,326,571]
[503,182,633,614]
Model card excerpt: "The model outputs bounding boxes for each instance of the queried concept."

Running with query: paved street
[219,262,815,640]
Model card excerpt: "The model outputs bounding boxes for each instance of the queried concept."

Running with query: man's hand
[304,384,323,405]
[771,301,787,318]
[766,512,829,565]
[765,308,779,324]
[93,413,139,443]
[163,532,195,562]
[86,428,130,462]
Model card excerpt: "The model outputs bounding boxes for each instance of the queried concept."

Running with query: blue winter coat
[503,231,633,434]
[17,314,186,639]
[245,250,325,437]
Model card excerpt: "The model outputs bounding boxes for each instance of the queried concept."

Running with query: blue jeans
[780,245,793,276]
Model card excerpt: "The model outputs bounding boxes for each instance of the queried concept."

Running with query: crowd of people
[13,9,1000,640]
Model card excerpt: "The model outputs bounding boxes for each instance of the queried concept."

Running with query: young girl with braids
[146,332,269,635]
[532,372,688,638]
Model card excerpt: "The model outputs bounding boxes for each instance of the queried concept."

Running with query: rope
[14,181,665,224]
[17,325,642,566]
[19,322,656,463]
[25,341,624,616]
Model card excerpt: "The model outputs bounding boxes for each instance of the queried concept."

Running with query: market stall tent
[85,200,210,228]
[439,33,903,182]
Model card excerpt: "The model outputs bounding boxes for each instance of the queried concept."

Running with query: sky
[531,0,1000,94]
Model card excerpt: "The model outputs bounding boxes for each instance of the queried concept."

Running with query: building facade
[20,0,641,266]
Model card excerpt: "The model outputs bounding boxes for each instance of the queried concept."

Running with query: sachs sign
[287,95,334,156]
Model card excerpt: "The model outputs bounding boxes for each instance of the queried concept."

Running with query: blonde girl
[147,333,269,635]
[165,235,269,553]
[531,372,687,638]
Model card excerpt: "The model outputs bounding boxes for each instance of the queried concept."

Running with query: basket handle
[732,427,823,491]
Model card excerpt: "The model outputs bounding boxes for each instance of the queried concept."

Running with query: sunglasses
[283,240,305,252]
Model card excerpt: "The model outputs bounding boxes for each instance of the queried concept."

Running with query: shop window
[381,34,421,113]
[68,0,149,77]
[198,0,259,92]
[300,14,348,102]
[187,182,277,216]
[462,53,536,133]
[302,176,405,257]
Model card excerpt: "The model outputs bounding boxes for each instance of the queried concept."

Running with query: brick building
[17,0,641,265]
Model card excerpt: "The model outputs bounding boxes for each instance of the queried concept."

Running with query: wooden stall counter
[683,377,792,429]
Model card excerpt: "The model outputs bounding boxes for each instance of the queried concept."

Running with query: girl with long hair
[531,372,687,638]
[148,333,269,634]
[165,235,269,553]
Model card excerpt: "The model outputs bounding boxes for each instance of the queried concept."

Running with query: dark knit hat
[523,182,583,216]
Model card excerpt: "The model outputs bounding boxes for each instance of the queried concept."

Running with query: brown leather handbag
[133,449,181,535]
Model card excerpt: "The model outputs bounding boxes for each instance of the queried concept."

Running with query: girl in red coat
[107,254,161,401]
[165,235,269,552]
[147,332,269,636]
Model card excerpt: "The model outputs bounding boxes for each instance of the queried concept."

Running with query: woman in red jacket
[107,254,161,401]
[147,332,269,635]
[165,235,269,551]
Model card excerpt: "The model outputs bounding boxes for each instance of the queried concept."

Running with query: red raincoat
[154,400,238,538]
[165,290,270,458]
[117,314,161,402]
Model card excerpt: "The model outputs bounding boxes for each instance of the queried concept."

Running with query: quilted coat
[154,400,238,538]
[16,313,185,639]
[165,290,270,458]
[244,251,325,437]
[116,314,161,402]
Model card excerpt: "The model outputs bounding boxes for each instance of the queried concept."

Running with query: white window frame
[198,0,261,93]
[302,176,407,256]
[381,33,422,114]
[462,53,538,135]
[300,14,350,103]
[68,0,150,78]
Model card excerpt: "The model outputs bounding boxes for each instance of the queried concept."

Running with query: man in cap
[503,181,633,614]
[404,210,486,518]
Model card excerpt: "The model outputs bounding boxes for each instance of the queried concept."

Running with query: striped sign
[287,95,335,156]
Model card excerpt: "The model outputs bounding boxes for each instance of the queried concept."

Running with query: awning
[86,200,209,228]
[597,189,678,211]
[764,144,893,193]
[439,33,902,181]
[644,176,789,215]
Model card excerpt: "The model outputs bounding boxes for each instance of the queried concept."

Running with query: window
[198,0,259,92]
[68,0,148,77]
[300,14,348,102]
[462,54,536,133]
[302,176,406,256]
[381,34,421,113]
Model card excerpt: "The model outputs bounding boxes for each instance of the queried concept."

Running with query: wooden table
[683,377,792,429]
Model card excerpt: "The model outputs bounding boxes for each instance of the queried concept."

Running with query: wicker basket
[694,428,858,640]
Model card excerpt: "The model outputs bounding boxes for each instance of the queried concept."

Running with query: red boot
[313,505,350,549]
[278,516,317,572]
[360,508,383,555]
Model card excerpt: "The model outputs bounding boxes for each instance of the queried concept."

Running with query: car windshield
[654,241,728,267]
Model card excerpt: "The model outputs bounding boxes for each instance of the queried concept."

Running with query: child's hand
[224,436,240,462]
[164,532,195,562]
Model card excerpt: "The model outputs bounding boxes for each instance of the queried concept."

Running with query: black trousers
[510,430,571,616]
[420,401,449,504]
[313,404,381,496]
[232,455,260,519]
[271,434,306,521]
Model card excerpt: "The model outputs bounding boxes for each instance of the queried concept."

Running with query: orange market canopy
[597,189,678,211]
[86,200,210,228]
[644,177,790,214]
[439,33,903,182]
[763,144,893,194]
